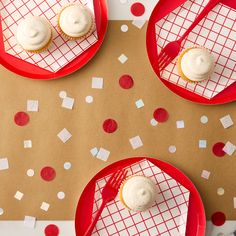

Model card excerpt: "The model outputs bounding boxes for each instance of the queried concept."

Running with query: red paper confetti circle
[103,119,118,133]
[211,212,226,226]
[44,224,59,236]
[153,108,169,123]
[212,142,226,157]
[41,167,56,182]
[14,112,30,126]
[131,2,145,17]
[119,75,134,89]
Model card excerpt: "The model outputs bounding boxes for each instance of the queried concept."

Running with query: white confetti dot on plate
[57,191,65,200]
[27,169,34,177]
[121,24,128,32]
[169,145,177,153]
[59,91,67,99]
[85,96,93,103]
[217,187,225,196]
[64,162,71,170]
[150,118,158,126]
[200,115,208,124]
[0,208,4,215]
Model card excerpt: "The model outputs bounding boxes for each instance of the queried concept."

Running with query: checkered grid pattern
[0,0,98,72]
[155,0,236,99]
[91,160,190,236]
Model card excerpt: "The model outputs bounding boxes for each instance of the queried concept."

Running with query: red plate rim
[75,157,206,236]
[0,0,108,80]
[146,0,236,105]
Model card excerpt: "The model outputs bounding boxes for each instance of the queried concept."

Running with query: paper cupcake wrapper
[155,0,236,99]
[92,159,190,236]
[0,0,98,72]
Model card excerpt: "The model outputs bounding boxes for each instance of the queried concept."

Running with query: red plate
[146,0,236,105]
[0,0,108,80]
[75,157,206,236]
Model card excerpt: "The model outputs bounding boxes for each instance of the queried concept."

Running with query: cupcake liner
[57,3,95,41]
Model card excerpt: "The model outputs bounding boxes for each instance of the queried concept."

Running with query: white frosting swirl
[181,48,214,82]
[121,176,158,212]
[16,16,51,51]
[59,4,93,38]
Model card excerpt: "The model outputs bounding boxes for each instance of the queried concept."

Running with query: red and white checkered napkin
[155,0,236,99]
[92,159,190,236]
[0,0,98,72]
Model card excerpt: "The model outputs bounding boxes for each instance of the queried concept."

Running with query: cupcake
[119,175,158,212]
[177,46,215,83]
[58,4,94,40]
[16,16,52,54]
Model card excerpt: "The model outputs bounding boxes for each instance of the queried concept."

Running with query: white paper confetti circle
[57,191,65,200]
[121,24,129,32]
[64,162,71,170]
[169,145,177,153]
[150,118,158,126]
[0,208,4,216]
[217,187,225,196]
[59,91,67,99]
[26,169,35,177]
[200,115,208,124]
[85,95,94,103]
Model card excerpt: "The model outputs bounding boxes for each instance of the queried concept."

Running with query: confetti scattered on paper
[200,115,208,124]
[24,216,36,228]
[118,54,128,64]
[135,99,144,109]
[92,77,104,89]
[27,100,39,112]
[220,115,234,129]
[24,140,32,149]
[176,120,185,129]
[103,119,118,133]
[57,128,72,143]
[199,140,207,149]
[0,158,9,171]
[0,208,4,216]
[85,95,93,103]
[153,108,169,123]
[119,74,134,89]
[217,188,225,196]
[64,162,72,170]
[57,192,65,200]
[131,2,145,17]
[26,169,34,177]
[59,91,67,99]
[14,112,30,126]
[201,170,210,180]
[90,147,99,157]
[14,191,24,201]
[132,20,146,29]
[96,148,110,162]
[41,167,56,182]
[169,145,177,153]
[150,118,158,126]
[211,212,226,226]
[223,142,236,156]
[44,224,59,236]
[40,202,50,212]
[121,24,129,32]
[129,135,143,149]
[62,97,74,110]
[212,142,226,157]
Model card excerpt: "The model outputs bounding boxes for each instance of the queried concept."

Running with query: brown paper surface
[0,21,236,220]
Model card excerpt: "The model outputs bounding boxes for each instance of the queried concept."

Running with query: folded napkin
[0,0,98,72]
[155,0,236,99]
[92,159,190,236]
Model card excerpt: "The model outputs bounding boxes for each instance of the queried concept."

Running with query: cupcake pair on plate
[16,4,95,54]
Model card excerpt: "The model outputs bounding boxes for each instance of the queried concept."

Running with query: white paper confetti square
[96,148,110,162]
[201,170,210,179]
[14,191,24,200]
[90,147,99,157]
[57,128,72,143]
[24,216,36,228]
[129,135,143,149]
[220,115,234,129]
[40,202,50,212]
[135,99,144,109]
[0,0,98,72]
[0,158,9,170]
[92,160,190,236]
[24,140,32,149]
[132,20,146,29]
[155,0,236,99]
[62,97,75,110]
[223,141,236,156]
[92,77,104,89]
[118,54,128,64]
[199,140,207,149]
[27,100,39,112]
[176,120,185,129]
